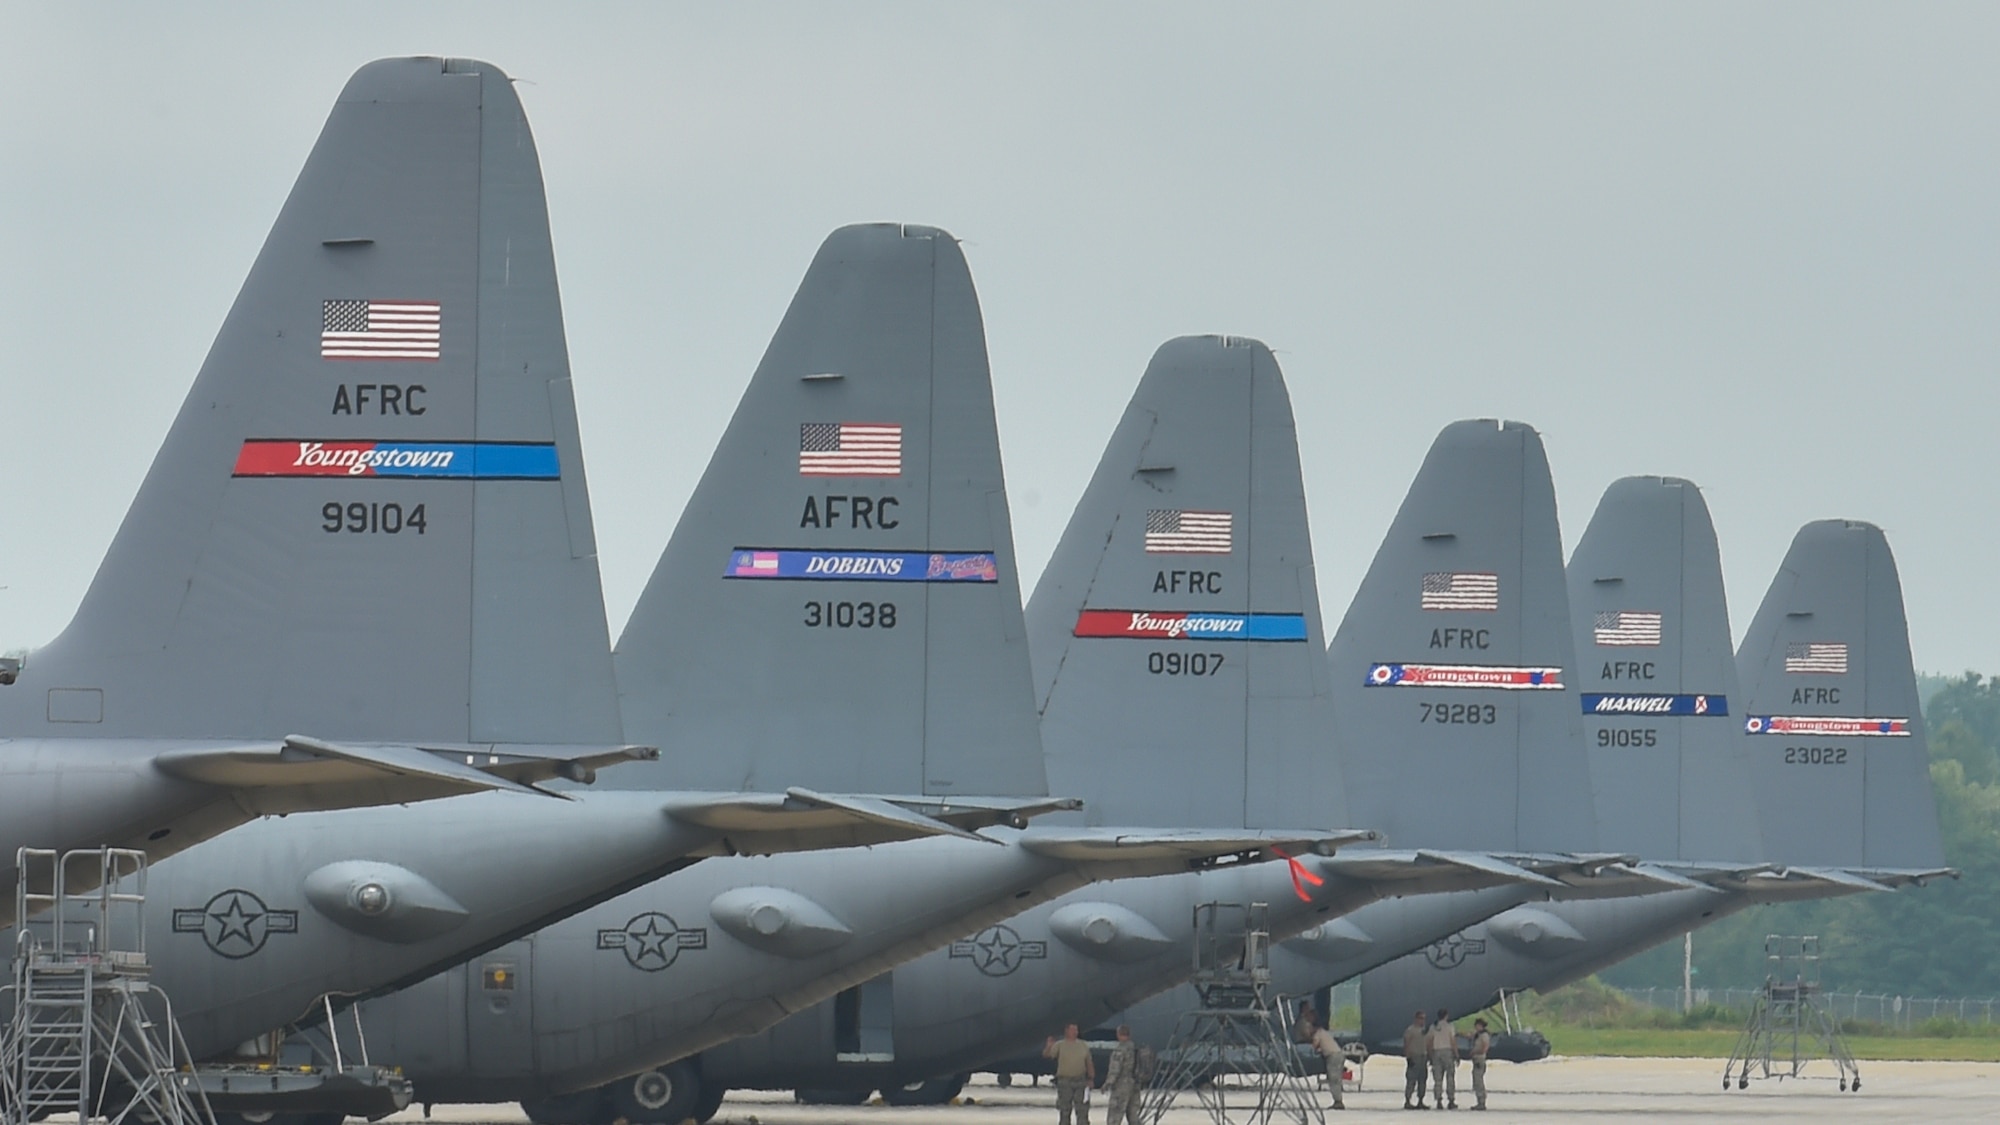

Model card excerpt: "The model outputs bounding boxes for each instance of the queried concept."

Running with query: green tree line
[1602,672,2000,996]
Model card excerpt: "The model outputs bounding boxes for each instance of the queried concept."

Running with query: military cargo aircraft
[1064,423,1735,1052]
[677,353,1679,1108]
[1,60,1069,1084]
[1353,494,1955,1053]
[295,244,1400,1125]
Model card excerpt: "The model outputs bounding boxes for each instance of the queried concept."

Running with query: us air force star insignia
[1423,932,1488,971]
[948,924,1049,977]
[171,889,299,959]
[595,911,708,972]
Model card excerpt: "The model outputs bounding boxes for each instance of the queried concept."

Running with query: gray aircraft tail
[1,58,619,746]
[1026,336,1347,830]
[1566,476,1764,863]
[1326,420,1597,853]
[612,224,1047,798]
[1737,520,1946,870]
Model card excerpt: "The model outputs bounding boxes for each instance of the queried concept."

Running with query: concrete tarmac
[403,1057,1997,1124]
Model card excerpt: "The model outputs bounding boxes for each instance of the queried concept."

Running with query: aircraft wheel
[794,1088,871,1106]
[692,1082,727,1124]
[613,1062,700,1125]
[879,1074,968,1106]
[996,1072,1013,1088]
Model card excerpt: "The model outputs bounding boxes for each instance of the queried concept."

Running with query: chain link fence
[1614,986,2000,1028]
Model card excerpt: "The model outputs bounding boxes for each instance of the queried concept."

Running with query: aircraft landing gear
[610,1062,700,1125]
[878,1074,969,1106]
[523,1062,704,1125]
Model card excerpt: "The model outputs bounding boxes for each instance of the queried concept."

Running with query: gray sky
[4,3,1996,673]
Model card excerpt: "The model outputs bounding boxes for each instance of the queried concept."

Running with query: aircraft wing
[153,738,659,807]
[1019,827,1380,869]
[660,790,1083,854]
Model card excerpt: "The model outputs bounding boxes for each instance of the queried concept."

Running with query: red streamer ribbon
[1271,845,1325,902]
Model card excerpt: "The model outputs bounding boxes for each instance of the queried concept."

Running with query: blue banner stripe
[1581,693,1729,717]
[723,549,999,583]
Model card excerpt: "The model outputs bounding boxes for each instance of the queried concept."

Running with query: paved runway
[406,1057,1997,1124]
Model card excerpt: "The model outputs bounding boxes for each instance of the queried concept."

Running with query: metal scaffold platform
[2,847,215,1125]
[1722,934,1861,1093]
[1140,903,1325,1125]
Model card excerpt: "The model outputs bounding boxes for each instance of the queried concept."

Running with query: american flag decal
[1144,510,1233,554]
[798,422,902,477]
[1593,610,1662,647]
[1785,642,1849,674]
[1421,572,1499,612]
[322,300,441,360]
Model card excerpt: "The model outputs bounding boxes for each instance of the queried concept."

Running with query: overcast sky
[4,3,1996,674]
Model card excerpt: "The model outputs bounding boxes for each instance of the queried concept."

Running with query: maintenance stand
[1141,902,1325,1125]
[1722,934,1861,1092]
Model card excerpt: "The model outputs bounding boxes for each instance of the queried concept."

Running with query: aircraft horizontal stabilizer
[1640,860,1780,888]
[407,742,661,787]
[781,789,997,844]
[152,737,657,802]
[1621,863,1716,892]
[661,789,1083,853]
[1493,852,1706,895]
[1020,827,1379,868]
[1318,849,1564,889]
[1327,849,1702,898]
[1790,864,1960,891]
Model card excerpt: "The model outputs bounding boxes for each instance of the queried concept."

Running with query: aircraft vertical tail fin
[1566,476,1763,862]
[3,58,620,745]
[1027,336,1346,829]
[612,224,1047,798]
[1737,520,1945,869]
[1326,419,1596,853]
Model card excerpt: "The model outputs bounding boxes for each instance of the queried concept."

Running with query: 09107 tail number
[1149,652,1224,676]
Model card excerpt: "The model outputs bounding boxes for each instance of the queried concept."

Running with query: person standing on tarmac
[1294,1001,1321,1043]
[1402,1010,1430,1109]
[1309,1021,1347,1110]
[1102,1025,1143,1125]
[1468,1018,1492,1110]
[1429,1008,1458,1110]
[1044,1023,1096,1125]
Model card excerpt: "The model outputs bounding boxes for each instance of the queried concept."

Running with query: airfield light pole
[1683,933,1694,1014]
